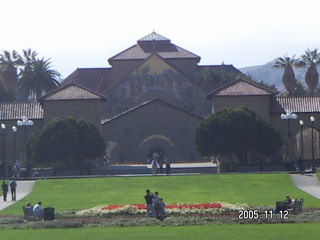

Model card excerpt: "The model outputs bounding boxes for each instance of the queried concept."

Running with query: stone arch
[138,135,177,164]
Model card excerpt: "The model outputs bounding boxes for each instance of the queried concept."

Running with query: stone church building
[1,32,320,170]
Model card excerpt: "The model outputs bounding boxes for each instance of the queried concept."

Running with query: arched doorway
[138,135,177,164]
[147,148,166,164]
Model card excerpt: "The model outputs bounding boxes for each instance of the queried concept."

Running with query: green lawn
[1,223,320,240]
[2,173,320,215]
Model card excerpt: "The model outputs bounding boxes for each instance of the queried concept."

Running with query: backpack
[10,181,16,188]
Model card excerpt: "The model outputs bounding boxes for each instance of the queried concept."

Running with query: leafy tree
[195,107,283,164]
[195,67,240,88]
[273,56,298,96]
[0,78,15,102]
[0,50,23,95]
[26,118,106,171]
[19,53,60,101]
[296,48,320,95]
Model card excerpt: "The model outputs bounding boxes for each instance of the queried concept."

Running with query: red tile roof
[275,96,320,113]
[0,102,43,120]
[207,77,274,98]
[39,83,106,102]
[108,32,200,64]
[61,68,112,93]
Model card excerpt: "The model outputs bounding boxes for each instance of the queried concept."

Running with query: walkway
[290,173,320,199]
[0,180,35,211]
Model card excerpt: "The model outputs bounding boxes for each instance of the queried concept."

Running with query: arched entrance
[147,148,166,164]
[138,134,177,164]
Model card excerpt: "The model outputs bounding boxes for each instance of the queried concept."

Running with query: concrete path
[290,173,320,199]
[0,180,35,211]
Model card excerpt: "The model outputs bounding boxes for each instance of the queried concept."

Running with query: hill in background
[240,61,320,92]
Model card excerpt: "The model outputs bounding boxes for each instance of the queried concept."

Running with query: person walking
[144,189,155,218]
[165,158,171,175]
[151,159,159,176]
[9,178,17,201]
[1,181,8,201]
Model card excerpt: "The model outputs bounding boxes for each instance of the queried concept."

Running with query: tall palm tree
[0,50,23,95]
[297,49,320,95]
[273,56,297,96]
[19,57,61,100]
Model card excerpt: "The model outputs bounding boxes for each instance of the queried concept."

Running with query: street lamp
[310,116,315,172]
[299,120,304,161]
[280,110,297,137]
[17,116,33,178]
[1,123,6,179]
[12,125,17,164]
[280,110,297,162]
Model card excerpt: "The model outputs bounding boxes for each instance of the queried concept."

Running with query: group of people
[151,153,171,176]
[1,178,17,202]
[25,201,44,220]
[144,189,166,221]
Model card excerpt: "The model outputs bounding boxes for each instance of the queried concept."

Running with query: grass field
[2,173,320,215]
[1,223,320,240]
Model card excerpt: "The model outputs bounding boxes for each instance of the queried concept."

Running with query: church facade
[1,32,320,170]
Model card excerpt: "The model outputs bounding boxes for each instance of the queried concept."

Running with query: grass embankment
[2,173,320,215]
[1,223,320,240]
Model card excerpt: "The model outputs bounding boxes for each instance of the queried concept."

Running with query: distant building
[0,32,319,170]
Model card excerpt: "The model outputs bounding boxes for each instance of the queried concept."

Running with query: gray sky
[1,0,319,78]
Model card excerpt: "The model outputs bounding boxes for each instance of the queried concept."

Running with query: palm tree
[19,57,61,100]
[273,56,297,96]
[0,50,23,95]
[296,49,320,95]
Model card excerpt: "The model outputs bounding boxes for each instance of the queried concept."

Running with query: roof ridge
[102,98,204,124]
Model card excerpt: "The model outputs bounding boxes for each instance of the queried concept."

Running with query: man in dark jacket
[1,181,8,201]
[144,189,155,217]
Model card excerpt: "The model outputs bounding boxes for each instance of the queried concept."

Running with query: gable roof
[102,98,204,125]
[60,68,111,93]
[0,102,43,120]
[207,77,275,98]
[39,83,106,101]
[108,32,200,64]
[102,53,204,94]
[273,96,320,114]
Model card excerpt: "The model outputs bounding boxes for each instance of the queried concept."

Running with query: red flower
[101,203,222,211]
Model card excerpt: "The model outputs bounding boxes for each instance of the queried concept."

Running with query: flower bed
[76,202,248,217]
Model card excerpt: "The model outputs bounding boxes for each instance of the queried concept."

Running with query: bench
[22,206,35,221]
[274,199,304,214]
[290,199,304,214]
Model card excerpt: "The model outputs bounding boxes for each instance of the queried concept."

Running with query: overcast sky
[1,0,319,78]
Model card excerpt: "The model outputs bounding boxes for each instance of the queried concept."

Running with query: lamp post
[1,123,6,179]
[17,116,33,178]
[280,110,297,162]
[299,120,304,161]
[12,125,17,167]
[310,116,315,172]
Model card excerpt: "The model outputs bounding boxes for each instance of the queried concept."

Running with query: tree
[0,50,23,95]
[26,118,106,171]
[273,56,297,96]
[296,48,320,95]
[195,107,283,164]
[0,78,15,102]
[19,54,60,101]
